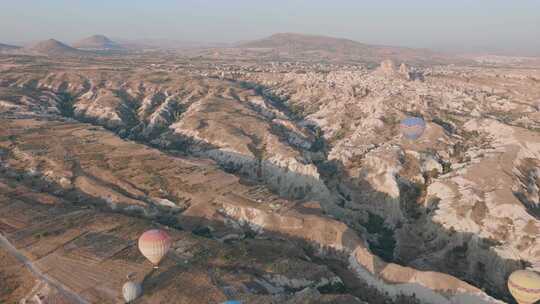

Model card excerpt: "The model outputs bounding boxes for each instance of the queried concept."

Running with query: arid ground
[0,34,539,304]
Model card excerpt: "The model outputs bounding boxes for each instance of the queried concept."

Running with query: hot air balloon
[508,270,540,304]
[122,281,142,303]
[400,117,426,140]
[138,229,171,267]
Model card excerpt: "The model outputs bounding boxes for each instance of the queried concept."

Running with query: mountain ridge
[237,32,456,64]
[0,42,20,50]
[26,39,84,56]
[72,34,124,50]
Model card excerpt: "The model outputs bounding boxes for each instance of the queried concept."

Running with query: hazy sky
[2,0,539,55]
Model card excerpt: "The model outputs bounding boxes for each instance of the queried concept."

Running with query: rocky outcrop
[236,62,540,301]
[3,71,334,205]
[218,198,503,304]
[2,55,540,303]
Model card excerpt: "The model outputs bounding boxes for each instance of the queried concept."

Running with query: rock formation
[0,47,538,303]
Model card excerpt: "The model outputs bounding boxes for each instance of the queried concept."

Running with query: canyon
[0,34,539,303]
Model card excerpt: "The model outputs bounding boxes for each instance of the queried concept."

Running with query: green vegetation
[461,130,480,141]
[332,124,349,142]
[399,181,425,220]
[220,241,249,264]
[288,102,306,118]
[155,214,182,230]
[426,196,441,214]
[33,230,52,239]
[363,213,396,262]
[451,142,470,163]
[432,117,456,134]
[423,168,440,182]
[442,162,452,174]
[146,71,172,84]
[192,226,213,238]
[380,115,400,126]
[317,280,346,294]
[147,76,172,84]
[268,259,292,273]
[57,92,75,117]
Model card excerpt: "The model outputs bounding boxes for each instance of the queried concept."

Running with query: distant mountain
[0,43,20,51]
[237,33,457,64]
[73,35,124,50]
[239,32,372,52]
[27,39,84,56]
[0,43,20,54]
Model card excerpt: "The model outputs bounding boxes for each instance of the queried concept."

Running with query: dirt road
[0,233,89,304]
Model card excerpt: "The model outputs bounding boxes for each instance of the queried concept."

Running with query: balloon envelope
[122,281,142,303]
[400,117,426,140]
[508,270,540,304]
[138,229,171,265]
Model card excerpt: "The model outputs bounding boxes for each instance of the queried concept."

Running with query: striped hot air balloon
[138,229,171,267]
[400,117,426,140]
[508,270,540,304]
[122,281,142,303]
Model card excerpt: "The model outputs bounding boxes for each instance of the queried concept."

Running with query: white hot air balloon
[138,229,172,268]
[122,281,142,303]
[508,270,540,304]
